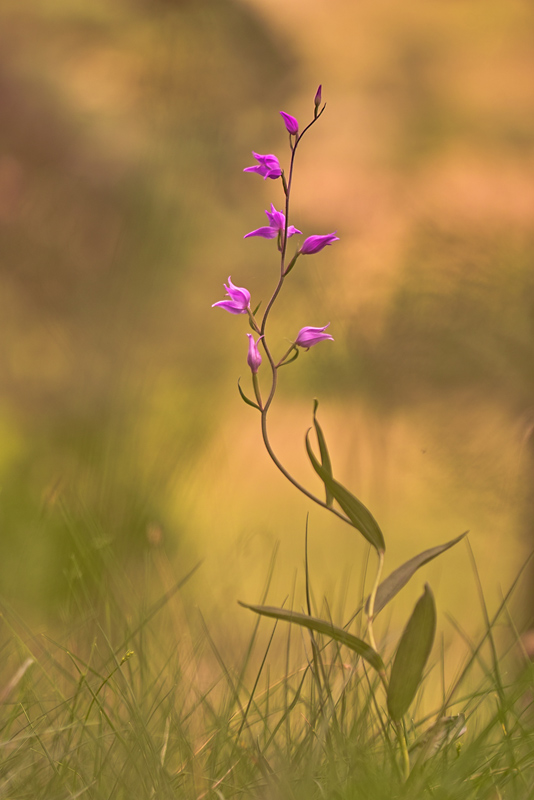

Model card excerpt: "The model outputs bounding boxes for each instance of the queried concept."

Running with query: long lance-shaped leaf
[239,602,385,674]
[312,400,333,507]
[305,430,386,553]
[237,378,261,411]
[366,532,468,617]
[387,584,436,722]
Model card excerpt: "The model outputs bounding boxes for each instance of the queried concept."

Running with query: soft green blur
[0,0,533,638]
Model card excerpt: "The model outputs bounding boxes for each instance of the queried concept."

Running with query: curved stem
[255,105,348,526]
[260,105,326,338]
[260,274,285,339]
[260,397,353,527]
[252,373,263,410]
[276,344,298,368]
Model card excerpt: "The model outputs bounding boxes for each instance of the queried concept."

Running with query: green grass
[2,545,534,800]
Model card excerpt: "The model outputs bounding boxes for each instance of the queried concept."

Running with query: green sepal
[237,378,261,411]
[305,430,386,553]
[387,584,436,722]
[366,532,467,617]
[239,601,385,674]
[312,400,334,507]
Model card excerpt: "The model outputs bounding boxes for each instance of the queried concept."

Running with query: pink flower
[314,85,322,108]
[244,204,302,240]
[212,277,250,315]
[246,333,263,374]
[243,152,282,180]
[280,111,299,135]
[300,233,339,255]
[295,324,334,349]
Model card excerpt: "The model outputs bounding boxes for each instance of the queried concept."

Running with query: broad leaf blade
[239,602,385,673]
[312,400,333,507]
[305,431,386,553]
[368,532,467,616]
[387,584,436,722]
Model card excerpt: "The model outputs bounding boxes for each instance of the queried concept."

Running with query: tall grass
[2,529,534,800]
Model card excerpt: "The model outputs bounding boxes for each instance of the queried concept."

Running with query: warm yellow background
[0,0,533,650]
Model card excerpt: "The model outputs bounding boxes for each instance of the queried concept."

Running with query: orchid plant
[212,87,466,781]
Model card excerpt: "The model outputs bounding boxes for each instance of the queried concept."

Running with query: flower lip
[300,233,339,255]
[244,204,302,240]
[280,111,299,135]
[243,152,282,180]
[295,324,334,349]
[246,333,263,374]
[212,276,251,314]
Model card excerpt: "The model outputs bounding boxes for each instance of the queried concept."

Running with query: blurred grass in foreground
[2,540,534,799]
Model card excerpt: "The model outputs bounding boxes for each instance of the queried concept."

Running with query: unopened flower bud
[246,333,263,374]
[280,111,299,136]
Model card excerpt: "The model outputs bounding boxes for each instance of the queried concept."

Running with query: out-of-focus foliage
[0,0,295,615]
[2,0,534,632]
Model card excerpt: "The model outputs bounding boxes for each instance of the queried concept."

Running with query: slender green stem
[395,721,411,781]
[259,104,326,338]
[253,104,353,536]
[276,344,297,368]
[247,308,261,333]
[252,373,263,410]
[259,403,352,526]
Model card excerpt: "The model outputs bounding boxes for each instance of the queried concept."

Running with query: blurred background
[1,0,534,641]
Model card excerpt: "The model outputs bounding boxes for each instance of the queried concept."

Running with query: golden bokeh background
[1,0,534,646]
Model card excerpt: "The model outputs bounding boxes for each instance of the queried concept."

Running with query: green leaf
[237,378,261,411]
[239,601,385,673]
[305,430,385,553]
[312,400,333,507]
[278,348,299,368]
[387,584,436,722]
[283,252,300,276]
[367,532,467,617]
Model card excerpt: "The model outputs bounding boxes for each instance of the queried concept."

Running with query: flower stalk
[212,88,455,782]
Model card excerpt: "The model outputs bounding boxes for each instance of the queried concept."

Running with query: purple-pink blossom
[280,111,299,135]
[244,204,301,240]
[314,85,322,108]
[243,152,282,180]
[246,333,263,374]
[212,276,250,315]
[295,324,334,349]
[300,233,339,255]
